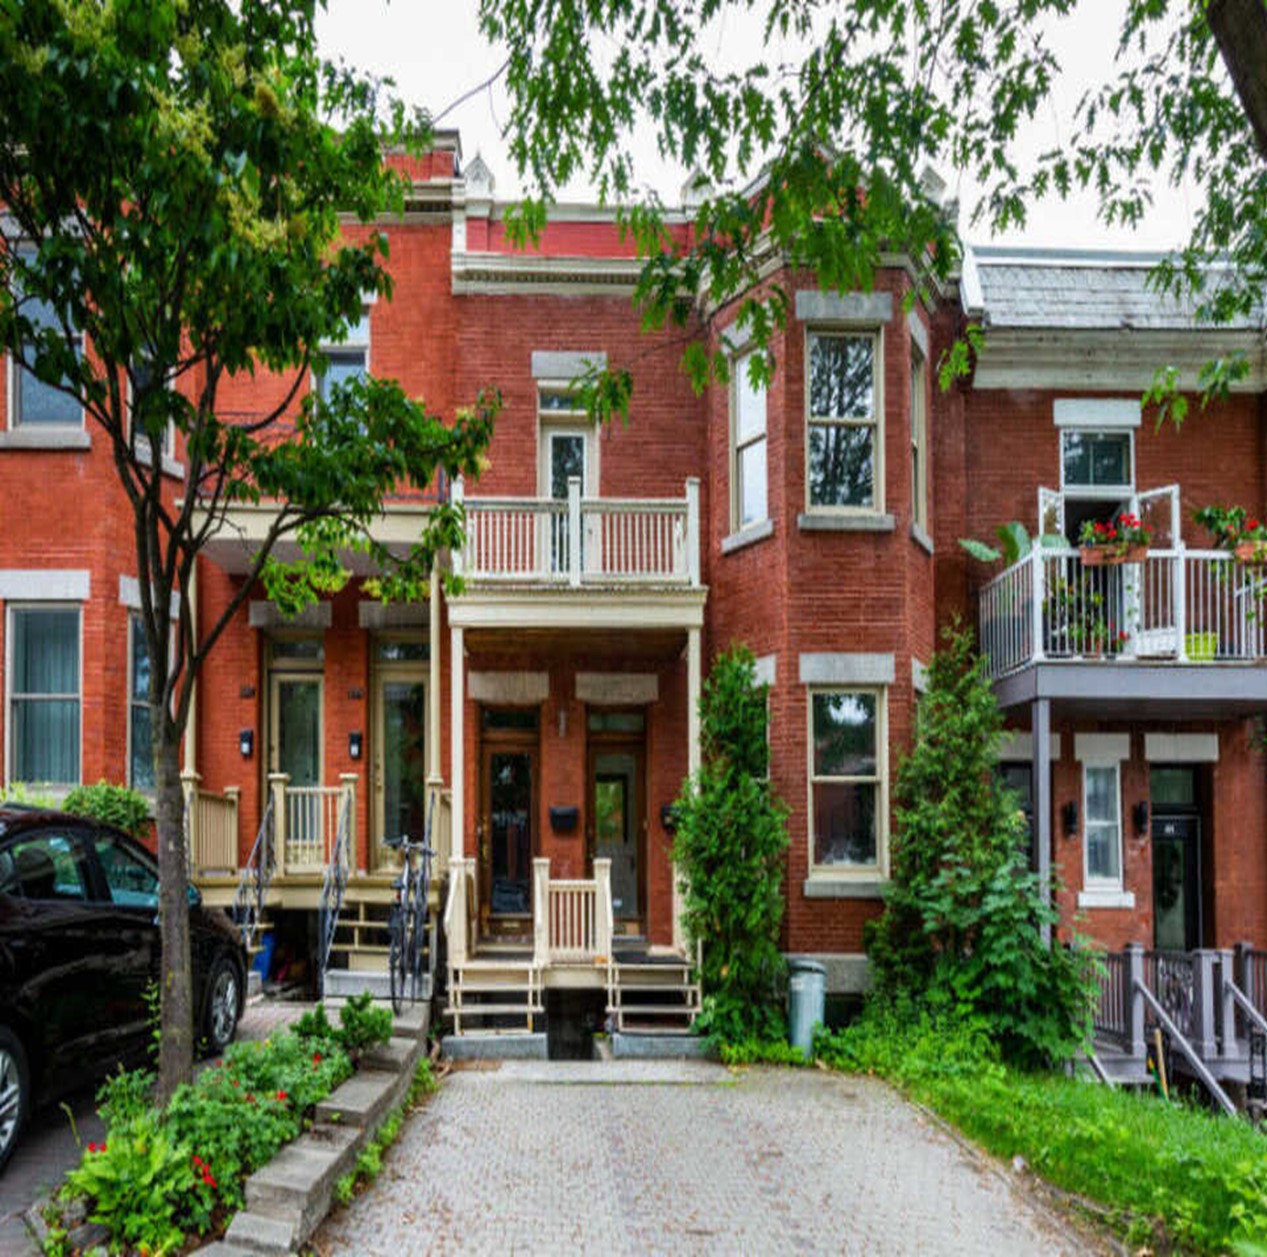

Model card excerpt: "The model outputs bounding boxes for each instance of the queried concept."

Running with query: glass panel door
[482,749,534,920]
[375,677,428,868]
[1152,815,1201,951]
[547,430,587,573]
[275,679,321,785]
[594,752,640,924]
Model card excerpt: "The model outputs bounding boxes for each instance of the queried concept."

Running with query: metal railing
[454,475,701,587]
[317,785,355,995]
[979,546,1267,679]
[231,795,275,954]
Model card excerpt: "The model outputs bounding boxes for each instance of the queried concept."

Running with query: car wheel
[201,955,241,1056]
[0,1027,29,1173]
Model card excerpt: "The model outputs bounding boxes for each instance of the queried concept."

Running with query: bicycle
[385,817,434,1014]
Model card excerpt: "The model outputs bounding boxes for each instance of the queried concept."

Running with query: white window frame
[127,613,156,794]
[1082,760,1125,893]
[730,349,768,534]
[1059,428,1135,501]
[6,244,85,432]
[5,602,83,789]
[806,685,888,879]
[910,346,928,531]
[314,306,371,403]
[126,358,179,473]
[804,327,884,516]
[536,383,600,495]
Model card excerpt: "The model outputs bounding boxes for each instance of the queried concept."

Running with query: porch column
[450,624,465,863]
[1192,949,1219,1061]
[427,563,445,864]
[1032,697,1053,946]
[676,625,703,952]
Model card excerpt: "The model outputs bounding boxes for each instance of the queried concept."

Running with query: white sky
[316,0,1197,253]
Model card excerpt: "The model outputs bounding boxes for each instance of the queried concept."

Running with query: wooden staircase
[607,947,701,1034]
[446,944,543,1035]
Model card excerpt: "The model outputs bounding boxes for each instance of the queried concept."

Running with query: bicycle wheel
[403,902,422,1005]
[388,903,406,1014]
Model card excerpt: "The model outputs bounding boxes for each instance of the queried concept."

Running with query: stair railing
[1135,980,1238,1116]
[317,778,356,997]
[231,794,275,954]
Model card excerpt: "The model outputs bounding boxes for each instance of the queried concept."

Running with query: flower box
[1234,541,1267,565]
[1079,544,1149,567]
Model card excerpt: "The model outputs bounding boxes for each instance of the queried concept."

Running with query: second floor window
[315,309,369,402]
[731,352,768,531]
[8,605,80,786]
[10,246,83,428]
[910,348,928,531]
[806,331,879,511]
[1061,430,1133,497]
[129,615,155,792]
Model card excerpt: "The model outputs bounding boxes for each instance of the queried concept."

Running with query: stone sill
[910,522,934,555]
[720,518,774,554]
[797,512,896,533]
[802,877,888,900]
[1077,888,1136,910]
[0,426,90,451]
[136,445,185,480]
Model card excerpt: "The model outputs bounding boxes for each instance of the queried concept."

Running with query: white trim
[0,569,90,601]
[799,653,895,686]
[911,658,929,694]
[0,427,91,450]
[1143,733,1220,763]
[1082,761,1125,891]
[118,575,179,621]
[999,731,1064,762]
[1053,399,1141,429]
[906,310,929,358]
[468,671,549,705]
[795,291,893,323]
[1075,732,1130,764]
[5,602,83,788]
[1059,428,1135,499]
[530,350,608,380]
[730,347,769,534]
[959,244,986,318]
[1077,889,1137,910]
[753,654,776,688]
[721,518,774,554]
[575,672,659,705]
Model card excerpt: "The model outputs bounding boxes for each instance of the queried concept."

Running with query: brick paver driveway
[317,1060,1092,1256]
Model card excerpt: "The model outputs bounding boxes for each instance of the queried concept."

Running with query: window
[1061,430,1133,496]
[809,689,884,871]
[8,606,80,785]
[315,308,369,401]
[910,349,928,530]
[731,351,767,530]
[9,245,83,427]
[129,615,154,792]
[806,331,879,511]
[129,355,176,462]
[4,831,90,901]
[94,832,159,909]
[1084,763,1123,886]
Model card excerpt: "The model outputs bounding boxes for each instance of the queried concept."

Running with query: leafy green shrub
[63,781,151,838]
[0,782,58,808]
[673,645,789,1044]
[718,1038,811,1067]
[295,995,392,1061]
[96,1066,155,1128]
[865,625,1098,1067]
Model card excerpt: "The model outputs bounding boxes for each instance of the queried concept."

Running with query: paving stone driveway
[317,1060,1092,1256]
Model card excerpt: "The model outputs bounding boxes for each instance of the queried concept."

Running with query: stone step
[361,1035,416,1072]
[313,1068,399,1130]
[446,1002,544,1017]
[243,1123,359,1221]
[610,1003,701,1016]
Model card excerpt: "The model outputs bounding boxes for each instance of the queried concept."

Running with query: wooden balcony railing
[453,476,701,588]
[269,772,357,875]
[980,546,1267,679]
[182,772,240,876]
[532,857,613,966]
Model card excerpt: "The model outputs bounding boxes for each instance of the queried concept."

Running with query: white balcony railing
[532,857,613,966]
[979,546,1267,680]
[453,476,701,588]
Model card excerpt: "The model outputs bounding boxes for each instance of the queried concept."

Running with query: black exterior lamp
[349,731,363,761]
[239,728,254,759]
[661,803,680,833]
[1133,800,1150,836]
[1061,800,1079,838]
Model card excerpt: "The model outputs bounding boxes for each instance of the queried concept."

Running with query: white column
[676,625,703,952]
[685,477,701,586]
[427,563,445,866]
[450,624,465,863]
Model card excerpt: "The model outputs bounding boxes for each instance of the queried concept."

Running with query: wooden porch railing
[270,773,357,875]
[532,857,612,966]
[444,856,477,968]
[182,772,240,876]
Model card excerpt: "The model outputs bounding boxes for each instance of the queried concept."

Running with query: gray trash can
[787,958,827,1055]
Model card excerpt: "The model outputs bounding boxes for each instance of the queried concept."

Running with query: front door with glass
[373,673,427,871]
[478,709,538,935]
[587,710,646,934]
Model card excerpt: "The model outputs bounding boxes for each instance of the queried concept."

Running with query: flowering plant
[1078,512,1153,555]
[1045,580,1130,655]
[1194,504,1267,551]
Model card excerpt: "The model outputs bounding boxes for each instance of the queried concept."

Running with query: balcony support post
[1175,540,1188,661]
[568,476,582,587]
[1032,697,1052,946]
[686,477,701,586]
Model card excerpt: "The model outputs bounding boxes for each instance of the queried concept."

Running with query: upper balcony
[979,545,1267,716]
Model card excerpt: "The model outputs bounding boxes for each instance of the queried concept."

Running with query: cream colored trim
[1077,888,1136,910]
[795,291,894,323]
[531,351,608,379]
[998,731,1064,762]
[468,671,549,705]
[0,570,90,601]
[4,601,83,788]
[446,588,707,631]
[575,672,659,705]
[1075,732,1130,763]
[906,310,929,358]
[267,671,324,785]
[799,652,895,686]
[1144,733,1219,763]
[1053,398,1141,429]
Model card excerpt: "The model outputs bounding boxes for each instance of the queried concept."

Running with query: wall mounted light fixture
[239,728,254,759]
[1133,800,1150,836]
[1061,800,1079,838]
[348,731,363,761]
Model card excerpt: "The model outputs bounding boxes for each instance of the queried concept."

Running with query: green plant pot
[1185,632,1218,662]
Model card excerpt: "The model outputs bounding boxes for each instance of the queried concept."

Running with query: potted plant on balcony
[1044,579,1130,658]
[1194,504,1267,564]
[1078,513,1152,566]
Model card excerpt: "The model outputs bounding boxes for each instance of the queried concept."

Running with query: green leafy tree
[673,646,788,1044]
[866,625,1096,1067]
[0,0,493,1100]
[481,0,1267,409]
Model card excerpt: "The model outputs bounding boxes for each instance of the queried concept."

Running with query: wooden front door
[479,736,536,935]
[587,718,646,934]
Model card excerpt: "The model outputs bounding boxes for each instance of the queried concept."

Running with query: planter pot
[1234,541,1267,565]
[1080,544,1149,567]
[1185,631,1218,662]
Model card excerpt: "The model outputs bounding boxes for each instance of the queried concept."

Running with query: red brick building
[4,138,1267,1043]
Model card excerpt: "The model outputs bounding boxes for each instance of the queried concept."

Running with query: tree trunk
[1208,0,1267,163]
[154,725,194,1103]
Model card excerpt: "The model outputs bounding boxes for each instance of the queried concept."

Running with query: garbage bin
[787,958,827,1055]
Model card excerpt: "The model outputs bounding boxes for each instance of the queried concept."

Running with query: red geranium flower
[312,1052,323,1065]
[276,1090,289,1102]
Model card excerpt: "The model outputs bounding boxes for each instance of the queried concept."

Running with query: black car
[0,807,247,1171]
